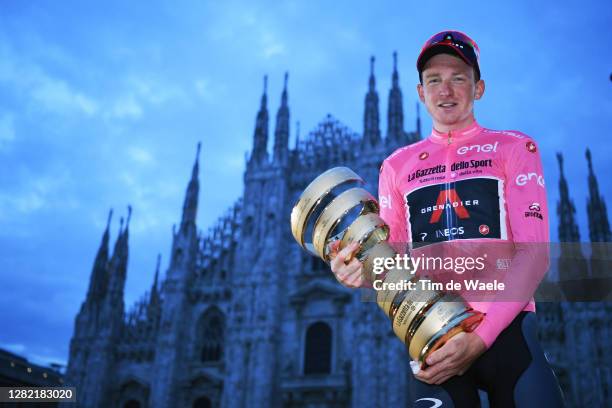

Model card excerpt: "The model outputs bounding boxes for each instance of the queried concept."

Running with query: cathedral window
[198,307,225,363]
[174,248,183,263]
[304,321,332,374]
[244,216,253,236]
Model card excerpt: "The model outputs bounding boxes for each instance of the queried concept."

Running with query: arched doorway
[118,380,148,408]
[193,395,212,408]
[123,400,141,408]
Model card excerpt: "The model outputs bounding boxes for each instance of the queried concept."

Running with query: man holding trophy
[328,31,565,407]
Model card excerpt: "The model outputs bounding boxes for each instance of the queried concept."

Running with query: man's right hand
[329,241,365,288]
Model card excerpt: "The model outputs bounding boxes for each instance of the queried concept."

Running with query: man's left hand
[414,332,486,385]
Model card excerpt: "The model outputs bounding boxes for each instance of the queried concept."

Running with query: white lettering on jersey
[457,142,499,155]
[515,172,545,187]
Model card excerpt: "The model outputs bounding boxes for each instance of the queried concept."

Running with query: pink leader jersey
[378,121,550,348]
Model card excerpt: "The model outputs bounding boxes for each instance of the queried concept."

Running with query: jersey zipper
[444,130,454,241]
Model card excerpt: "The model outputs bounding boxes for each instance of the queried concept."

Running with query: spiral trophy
[290,167,484,367]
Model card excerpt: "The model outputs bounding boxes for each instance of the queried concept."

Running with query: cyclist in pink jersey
[330,31,565,407]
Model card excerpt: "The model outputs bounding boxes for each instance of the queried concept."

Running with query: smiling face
[417,53,485,133]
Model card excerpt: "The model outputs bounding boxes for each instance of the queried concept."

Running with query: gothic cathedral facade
[65,54,611,407]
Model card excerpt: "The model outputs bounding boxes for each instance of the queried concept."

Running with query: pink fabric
[378,121,550,348]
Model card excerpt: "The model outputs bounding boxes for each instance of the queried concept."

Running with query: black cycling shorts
[409,312,566,408]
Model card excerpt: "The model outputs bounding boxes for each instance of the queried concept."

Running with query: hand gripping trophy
[290,167,483,368]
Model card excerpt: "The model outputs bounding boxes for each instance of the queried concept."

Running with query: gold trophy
[290,167,483,367]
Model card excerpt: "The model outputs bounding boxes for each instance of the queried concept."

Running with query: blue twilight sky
[0,0,611,368]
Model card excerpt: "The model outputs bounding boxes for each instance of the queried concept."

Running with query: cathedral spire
[116,207,130,268]
[250,75,269,164]
[294,120,300,150]
[181,143,200,233]
[154,254,160,290]
[107,208,130,304]
[86,209,112,303]
[125,205,132,233]
[362,56,381,148]
[557,153,588,300]
[586,149,611,242]
[273,72,290,164]
[392,51,399,87]
[387,51,404,143]
[557,153,581,242]
[149,254,161,310]
[369,56,376,91]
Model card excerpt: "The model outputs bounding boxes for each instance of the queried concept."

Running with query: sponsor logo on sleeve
[526,141,537,153]
[380,194,392,209]
[506,131,525,139]
[515,172,545,187]
[525,202,543,220]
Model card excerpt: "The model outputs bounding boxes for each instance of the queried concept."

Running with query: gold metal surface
[375,267,413,316]
[312,187,378,259]
[408,295,468,361]
[289,165,482,365]
[418,311,474,363]
[392,289,441,343]
[290,167,362,249]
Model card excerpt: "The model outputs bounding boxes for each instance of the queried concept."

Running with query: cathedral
[65,54,611,407]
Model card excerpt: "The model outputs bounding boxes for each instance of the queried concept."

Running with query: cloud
[0,169,76,221]
[0,113,15,149]
[115,170,178,234]
[111,95,143,119]
[0,342,66,368]
[0,39,99,117]
[0,342,26,354]
[195,78,213,101]
[203,4,287,60]
[31,76,98,115]
[0,38,184,124]
[128,77,182,106]
[261,31,285,58]
[106,76,187,120]
[127,146,155,165]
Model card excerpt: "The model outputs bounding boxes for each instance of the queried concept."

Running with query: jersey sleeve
[473,136,551,348]
[378,159,408,250]
[503,137,550,243]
